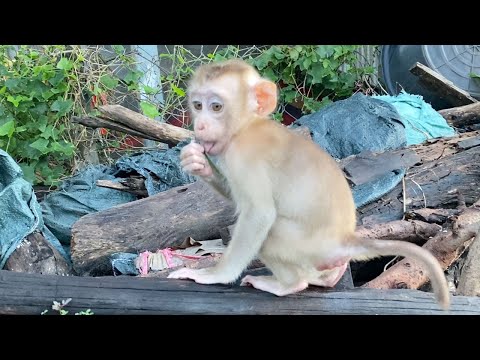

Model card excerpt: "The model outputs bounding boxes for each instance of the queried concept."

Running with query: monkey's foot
[167,267,229,285]
[240,275,308,296]
[309,262,348,288]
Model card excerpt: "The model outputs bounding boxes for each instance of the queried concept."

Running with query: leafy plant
[250,45,377,120]
[139,45,378,125]
[0,45,142,186]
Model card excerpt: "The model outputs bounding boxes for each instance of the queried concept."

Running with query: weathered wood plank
[0,270,478,315]
[409,62,477,108]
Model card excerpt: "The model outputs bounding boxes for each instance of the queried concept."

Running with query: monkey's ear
[254,80,277,116]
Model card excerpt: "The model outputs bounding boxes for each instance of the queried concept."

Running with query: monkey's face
[188,75,247,156]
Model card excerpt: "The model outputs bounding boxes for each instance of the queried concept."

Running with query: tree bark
[98,104,193,146]
[456,233,480,296]
[362,199,480,291]
[356,131,480,225]
[438,102,480,129]
[71,180,236,276]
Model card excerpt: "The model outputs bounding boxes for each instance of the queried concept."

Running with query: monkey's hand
[180,141,213,178]
[167,266,231,285]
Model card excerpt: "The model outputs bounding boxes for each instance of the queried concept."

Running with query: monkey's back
[234,118,357,239]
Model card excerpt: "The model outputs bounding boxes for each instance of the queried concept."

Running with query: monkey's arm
[168,167,275,284]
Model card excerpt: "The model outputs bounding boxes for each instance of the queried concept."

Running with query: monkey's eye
[211,102,223,112]
[192,101,202,110]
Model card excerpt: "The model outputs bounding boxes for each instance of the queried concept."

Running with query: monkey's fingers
[168,267,227,285]
[183,162,213,177]
[167,267,200,280]
[181,141,205,156]
[180,154,208,168]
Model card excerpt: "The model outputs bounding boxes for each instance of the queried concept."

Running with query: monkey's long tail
[352,237,450,310]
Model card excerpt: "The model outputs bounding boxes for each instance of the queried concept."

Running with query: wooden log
[409,62,478,108]
[71,180,236,276]
[72,116,160,142]
[362,198,480,291]
[407,208,460,225]
[5,232,74,276]
[356,220,442,245]
[439,102,480,129]
[357,131,480,225]
[1,269,479,315]
[98,104,193,146]
[457,233,480,296]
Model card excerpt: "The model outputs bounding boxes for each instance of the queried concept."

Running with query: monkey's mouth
[202,141,216,154]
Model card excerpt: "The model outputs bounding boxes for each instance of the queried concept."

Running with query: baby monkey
[168,59,450,310]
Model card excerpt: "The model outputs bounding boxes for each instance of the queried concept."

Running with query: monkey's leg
[240,258,308,296]
[309,262,348,288]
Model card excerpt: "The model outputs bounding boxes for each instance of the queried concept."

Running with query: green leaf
[303,58,312,69]
[51,141,74,156]
[15,125,28,133]
[6,95,21,107]
[112,45,125,54]
[142,85,157,95]
[100,74,118,90]
[274,51,285,60]
[50,81,68,94]
[261,67,278,82]
[51,99,73,117]
[252,53,270,70]
[289,48,299,61]
[28,79,50,100]
[31,103,48,117]
[171,84,186,97]
[0,120,15,137]
[48,71,66,87]
[19,163,36,183]
[310,63,326,84]
[0,85,6,95]
[470,72,480,79]
[283,89,297,103]
[29,138,49,153]
[0,63,8,76]
[124,70,142,84]
[140,101,160,119]
[40,125,56,140]
[5,78,22,92]
[41,90,55,100]
[57,57,73,71]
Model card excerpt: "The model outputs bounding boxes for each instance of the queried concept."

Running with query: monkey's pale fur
[168,59,450,310]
